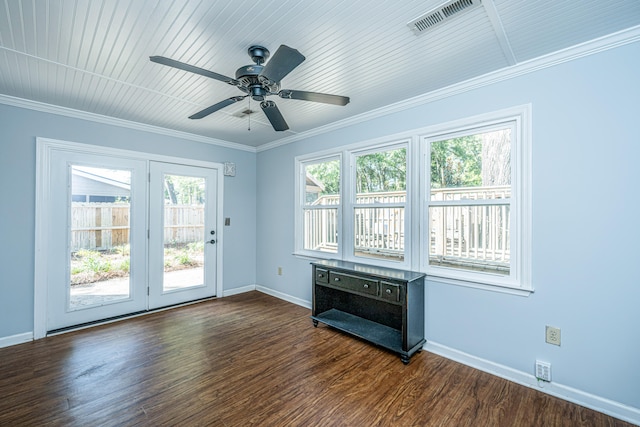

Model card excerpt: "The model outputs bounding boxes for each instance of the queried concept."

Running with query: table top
[311,259,426,282]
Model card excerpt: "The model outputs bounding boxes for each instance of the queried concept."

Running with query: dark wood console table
[311,259,426,364]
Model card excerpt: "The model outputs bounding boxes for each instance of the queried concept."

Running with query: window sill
[426,274,533,296]
[293,251,336,261]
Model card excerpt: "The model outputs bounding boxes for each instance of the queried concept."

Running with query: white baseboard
[255,285,312,309]
[222,284,257,297]
[221,283,311,309]
[0,332,33,349]
[425,341,640,426]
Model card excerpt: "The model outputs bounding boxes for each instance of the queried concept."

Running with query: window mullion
[428,199,511,207]
[342,150,354,260]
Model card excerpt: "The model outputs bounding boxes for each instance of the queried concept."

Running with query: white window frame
[346,141,412,269]
[294,152,343,259]
[294,104,531,294]
[419,105,532,293]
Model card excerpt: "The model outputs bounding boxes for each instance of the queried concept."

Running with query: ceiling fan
[150,45,350,131]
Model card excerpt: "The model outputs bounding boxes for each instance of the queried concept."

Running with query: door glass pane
[163,174,205,291]
[70,166,131,309]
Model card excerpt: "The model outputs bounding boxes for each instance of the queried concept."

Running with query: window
[297,156,341,255]
[295,105,530,292]
[352,145,407,262]
[422,106,530,291]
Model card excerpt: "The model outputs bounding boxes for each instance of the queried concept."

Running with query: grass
[70,242,204,286]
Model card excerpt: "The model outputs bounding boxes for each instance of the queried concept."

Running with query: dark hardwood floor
[0,291,633,426]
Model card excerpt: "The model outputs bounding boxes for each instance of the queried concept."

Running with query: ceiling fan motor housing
[235,64,279,99]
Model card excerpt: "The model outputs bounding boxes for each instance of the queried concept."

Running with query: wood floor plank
[0,291,633,426]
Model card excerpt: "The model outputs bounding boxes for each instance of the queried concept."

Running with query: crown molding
[257,24,640,152]
[0,94,257,153]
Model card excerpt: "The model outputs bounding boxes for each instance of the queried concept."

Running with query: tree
[355,148,406,193]
[164,175,205,205]
[430,136,482,189]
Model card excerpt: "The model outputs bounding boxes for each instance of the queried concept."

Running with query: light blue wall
[256,41,640,410]
[0,104,257,338]
[1,37,637,417]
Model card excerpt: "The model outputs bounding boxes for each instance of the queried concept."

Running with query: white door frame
[34,137,225,339]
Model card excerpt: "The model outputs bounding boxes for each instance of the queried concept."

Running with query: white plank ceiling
[1,0,639,148]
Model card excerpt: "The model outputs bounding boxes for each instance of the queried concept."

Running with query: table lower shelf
[312,308,410,356]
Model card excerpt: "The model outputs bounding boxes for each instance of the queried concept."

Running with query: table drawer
[380,281,401,303]
[329,272,379,296]
[315,268,329,284]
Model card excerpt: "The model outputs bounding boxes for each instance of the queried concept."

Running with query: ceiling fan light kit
[150,45,350,131]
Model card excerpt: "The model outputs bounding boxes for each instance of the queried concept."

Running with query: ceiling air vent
[232,108,257,118]
[408,0,482,34]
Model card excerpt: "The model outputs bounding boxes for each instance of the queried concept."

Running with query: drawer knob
[386,289,392,294]
[334,277,340,282]
[318,274,324,278]
[363,284,369,289]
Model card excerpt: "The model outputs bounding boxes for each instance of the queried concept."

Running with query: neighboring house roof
[306,173,324,194]
[72,168,131,198]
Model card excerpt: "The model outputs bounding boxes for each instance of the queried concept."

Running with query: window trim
[294,152,343,259]
[419,104,532,292]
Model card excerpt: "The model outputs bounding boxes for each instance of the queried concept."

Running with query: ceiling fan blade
[279,89,350,106]
[150,56,238,85]
[260,100,289,131]
[259,45,305,83]
[189,96,245,119]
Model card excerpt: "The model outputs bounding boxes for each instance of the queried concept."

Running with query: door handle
[208,239,216,244]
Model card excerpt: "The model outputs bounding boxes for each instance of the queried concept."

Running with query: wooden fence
[70,203,204,251]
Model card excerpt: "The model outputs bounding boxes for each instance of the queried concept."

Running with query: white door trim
[34,137,225,339]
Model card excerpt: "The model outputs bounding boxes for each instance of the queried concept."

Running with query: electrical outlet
[546,325,561,346]
[535,360,552,382]
[277,267,282,276]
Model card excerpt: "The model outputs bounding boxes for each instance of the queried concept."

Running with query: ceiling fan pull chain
[248,97,251,131]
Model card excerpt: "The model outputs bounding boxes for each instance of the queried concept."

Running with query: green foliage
[430,136,482,189]
[113,244,130,256]
[356,148,406,193]
[175,251,196,266]
[119,258,130,273]
[75,249,113,274]
[187,241,204,252]
[71,241,204,286]
[305,148,408,198]
[306,159,340,196]
[164,175,206,205]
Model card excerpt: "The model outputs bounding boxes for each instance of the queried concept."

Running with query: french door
[46,151,148,330]
[41,143,221,333]
[148,161,218,309]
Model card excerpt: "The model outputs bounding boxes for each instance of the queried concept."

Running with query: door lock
[210,230,215,235]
